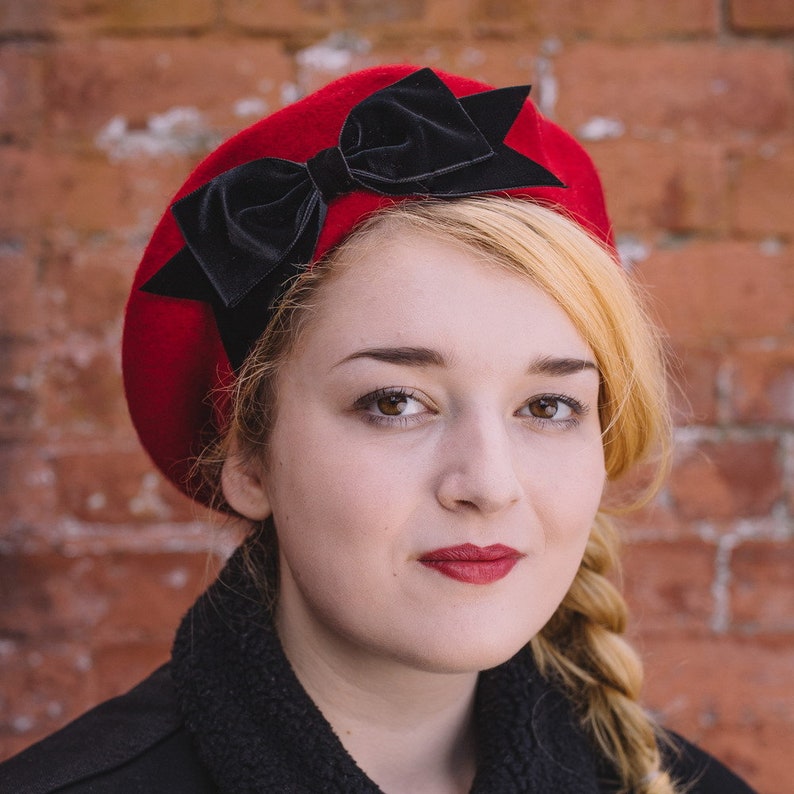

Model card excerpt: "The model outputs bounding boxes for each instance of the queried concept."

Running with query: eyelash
[520,393,590,430]
[353,388,590,430]
[353,387,430,428]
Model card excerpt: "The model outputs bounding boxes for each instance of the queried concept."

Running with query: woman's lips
[418,543,524,585]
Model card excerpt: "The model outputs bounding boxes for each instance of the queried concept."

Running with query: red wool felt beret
[122,64,614,504]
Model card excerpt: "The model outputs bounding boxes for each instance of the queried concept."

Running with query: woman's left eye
[517,395,586,425]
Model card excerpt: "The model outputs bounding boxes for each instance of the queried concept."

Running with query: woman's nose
[434,412,524,515]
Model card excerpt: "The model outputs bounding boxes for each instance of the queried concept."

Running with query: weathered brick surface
[730,0,794,32]
[589,139,729,234]
[473,0,718,39]
[637,635,794,793]
[1,4,792,792]
[556,42,794,137]
[731,542,794,633]
[731,143,794,238]
[635,241,794,345]
[668,437,784,521]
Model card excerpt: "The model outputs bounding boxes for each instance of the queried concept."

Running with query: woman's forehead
[296,230,593,372]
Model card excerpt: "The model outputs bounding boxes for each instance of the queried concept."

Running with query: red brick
[731,144,794,238]
[0,149,62,233]
[340,0,425,26]
[37,345,129,436]
[0,0,57,35]
[53,449,198,523]
[731,542,794,634]
[46,39,293,145]
[0,551,217,641]
[668,346,721,426]
[555,42,794,137]
[58,156,193,236]
[0,445,57,542]
[730,0,794,32]
[591,139,728,234]
[0,148,191,238]
[1,1,215,37]
[0,240,44,339]
[728,345,794,425]
[0,384,37,443]
[473,0,717,39]
[0,44,46,142]
[634,241,794,345]
[0,550,220,757]
[359,40,548,96]
[609,492,695,542]
[621,541,716,633]
[668,438,783,520]
[0,640,97,761]
[637,634,793,793]
[42,236,138,334]
[86,0,216,32]
[225,0,335,32]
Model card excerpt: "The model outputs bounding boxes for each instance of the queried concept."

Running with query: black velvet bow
[143,68,564,370]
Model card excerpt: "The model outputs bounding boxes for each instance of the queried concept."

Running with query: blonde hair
[208,196,676,794]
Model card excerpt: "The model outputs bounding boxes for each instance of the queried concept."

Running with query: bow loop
[340,69,494,185]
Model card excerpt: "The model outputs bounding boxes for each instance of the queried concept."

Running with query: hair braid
[530,514,678,794]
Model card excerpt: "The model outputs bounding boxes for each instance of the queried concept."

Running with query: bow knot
[306,146,357,203]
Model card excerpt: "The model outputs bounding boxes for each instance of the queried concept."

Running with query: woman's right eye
[354,388,429,425]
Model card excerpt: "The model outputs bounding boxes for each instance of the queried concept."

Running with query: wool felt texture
[122,64,615,503]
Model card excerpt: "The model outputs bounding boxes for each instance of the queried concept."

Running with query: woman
[0,66,755,793]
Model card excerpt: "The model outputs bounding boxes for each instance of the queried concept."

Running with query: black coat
[0,549,757,794]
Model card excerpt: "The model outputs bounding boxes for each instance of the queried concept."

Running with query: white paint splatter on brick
[759,237,784,256]
[534,56,558,117]
[86,492,107,512]
[233,96,269,118]
[458,47,486,67]
[129,472,171,519]
[75,653,93,672]
[577,116,626,142]
[280,81,302,105]
[95,107,220,161]
[616,235,651,272]
[295,32,370,73]
[164,567,189,589]
[11,715,34,733]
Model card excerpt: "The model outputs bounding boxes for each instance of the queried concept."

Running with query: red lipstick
[419,543,523,585]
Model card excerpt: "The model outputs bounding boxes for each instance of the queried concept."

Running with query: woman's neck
[277,610,479,794]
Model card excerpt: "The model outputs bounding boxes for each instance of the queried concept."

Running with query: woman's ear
[221,451,272,521]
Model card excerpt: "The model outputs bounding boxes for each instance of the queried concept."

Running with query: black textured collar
[171,547,605,793]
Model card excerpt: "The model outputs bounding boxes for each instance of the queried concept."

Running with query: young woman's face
[241,230,606,674]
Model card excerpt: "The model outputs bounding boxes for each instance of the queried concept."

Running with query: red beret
[122,64,613,503]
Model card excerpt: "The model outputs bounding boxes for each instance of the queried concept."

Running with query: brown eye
[529,397,561,418]
[519,395,581,424]
[376,394,409,416]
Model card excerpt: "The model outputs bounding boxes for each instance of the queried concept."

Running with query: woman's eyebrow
[333,349,597,375]
[528,356,599,376]
[333,346,448,369]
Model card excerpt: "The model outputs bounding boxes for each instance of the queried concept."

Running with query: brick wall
[1,2,792,791]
